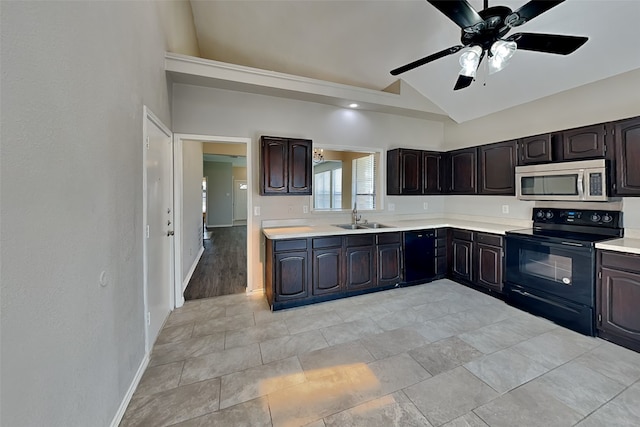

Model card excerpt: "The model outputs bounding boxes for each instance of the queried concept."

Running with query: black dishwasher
[403,230,436,284]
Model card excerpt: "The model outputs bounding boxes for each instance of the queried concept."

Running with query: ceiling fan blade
[507,1,565,27]
[390,45,464,76]
[427,0,483,29]
[453,75,474,90]
[507,33,588,55]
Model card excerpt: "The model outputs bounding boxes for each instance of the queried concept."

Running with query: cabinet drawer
[377,232,401,245]
[600,251,640,273]
[312,236,342,249]
[274,239,308,252]
[436,237,447,248]
[345,234,375,247]
[452,229,474,241]
[476,232,503,247]
[435,246,447,257]
[435,228,448,238]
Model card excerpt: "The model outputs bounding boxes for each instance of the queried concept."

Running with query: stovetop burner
[507,208,623,246]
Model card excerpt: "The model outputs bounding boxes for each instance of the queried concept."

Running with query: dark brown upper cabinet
[560,124,607,161]
[478,140,516,195]
[611,116,640,196]
[446,147,477,194]
[260,136,312,195]
[422,151,443,194]
[387,148,422,195]
[387,148,443,195]
[518,134,554,165]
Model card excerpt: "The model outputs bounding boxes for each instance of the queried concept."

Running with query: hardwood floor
[184,225,247,300]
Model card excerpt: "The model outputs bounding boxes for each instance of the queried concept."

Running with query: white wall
[172,83,446,290]
[182,140,204,282]
[1,2,171,426]
[444,68,640,149]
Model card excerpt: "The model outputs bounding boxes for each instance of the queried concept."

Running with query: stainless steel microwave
[516,159,608,201]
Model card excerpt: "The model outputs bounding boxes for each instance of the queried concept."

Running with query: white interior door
[145,110,173,351]
[234,180,248,221]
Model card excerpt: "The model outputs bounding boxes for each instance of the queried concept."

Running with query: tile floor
[120,279,640,427]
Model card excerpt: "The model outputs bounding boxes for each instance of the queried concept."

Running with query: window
[202,177,207,213]
[314,164,342,209]
[353,154,376,210]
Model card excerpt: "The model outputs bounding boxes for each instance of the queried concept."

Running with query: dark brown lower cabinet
[274,250,309,301]
[451,229,473,282]
[435,228,448,278]
[376,232,402,287]
[344,234,376,291]
[475,233,504,292]
[597,250,640,352]
[312,248,343,296]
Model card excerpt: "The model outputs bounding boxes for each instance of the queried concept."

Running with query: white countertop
[263,216,640,254]
[262,218,526,240]
[596,238,640,255]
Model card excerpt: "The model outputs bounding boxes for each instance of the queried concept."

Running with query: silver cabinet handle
[167,231,174,236]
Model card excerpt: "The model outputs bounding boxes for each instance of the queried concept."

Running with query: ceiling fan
[391,0,588,90]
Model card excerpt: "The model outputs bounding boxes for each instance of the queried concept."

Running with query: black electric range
[504,208,623,336]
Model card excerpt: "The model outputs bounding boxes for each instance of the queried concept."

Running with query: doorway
[173,134,252,307]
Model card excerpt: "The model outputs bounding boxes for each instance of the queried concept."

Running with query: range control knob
[602,213,613,223]
[545,211,554,219]
[536,210,545,219]
[591,213,601,222]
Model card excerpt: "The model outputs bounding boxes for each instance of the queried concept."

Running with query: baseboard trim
[182,246,205,293]
[109,352,150,427]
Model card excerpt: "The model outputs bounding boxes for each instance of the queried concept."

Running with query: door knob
[167,231,174,236]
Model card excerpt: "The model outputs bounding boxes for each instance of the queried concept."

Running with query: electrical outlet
[502,205,509,214]
[303,205,309,214]
[388,203,395,211]
[254,206,261,216]
[423,202,429,210]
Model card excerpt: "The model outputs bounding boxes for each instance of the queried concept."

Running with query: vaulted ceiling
[187,0,640,123]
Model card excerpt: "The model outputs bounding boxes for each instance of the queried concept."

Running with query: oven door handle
[577,170,585,200]
[511,288,580,313]
[506,235,590,250]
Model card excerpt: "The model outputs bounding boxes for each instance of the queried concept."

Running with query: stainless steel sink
[333,224,367,230]
[360,222,393,229]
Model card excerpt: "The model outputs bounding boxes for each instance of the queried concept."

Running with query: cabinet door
[451,239,473,281]
[599,267,640,346]
[448,148,477,194]
[377,243,402,287]
[612,116,640,196]
[519,134,553,165]
[312,248,343,296]
[261,137,288,194]
[288,139,312,194]
[561,124,606,161]
[478,140,516,195]
[475,243,503,292]
[422,151,443,194]
[399,149,422,195]
[346,246,376,291]
[274,251,309,301]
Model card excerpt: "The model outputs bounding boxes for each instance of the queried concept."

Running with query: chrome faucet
[352,203,362,225]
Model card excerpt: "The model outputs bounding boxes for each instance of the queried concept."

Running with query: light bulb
[459,46,483,77]
[488,40,517,74]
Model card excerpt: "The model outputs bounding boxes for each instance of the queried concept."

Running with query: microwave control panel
[589,172,603,196]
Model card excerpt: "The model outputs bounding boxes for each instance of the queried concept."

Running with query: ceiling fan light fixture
[459,45,483,77]
[488,40,517,74]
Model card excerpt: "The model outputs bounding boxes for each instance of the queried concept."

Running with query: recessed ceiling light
[349,103,359,108]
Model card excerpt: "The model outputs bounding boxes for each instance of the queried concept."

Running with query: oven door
[505,234,595,306]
